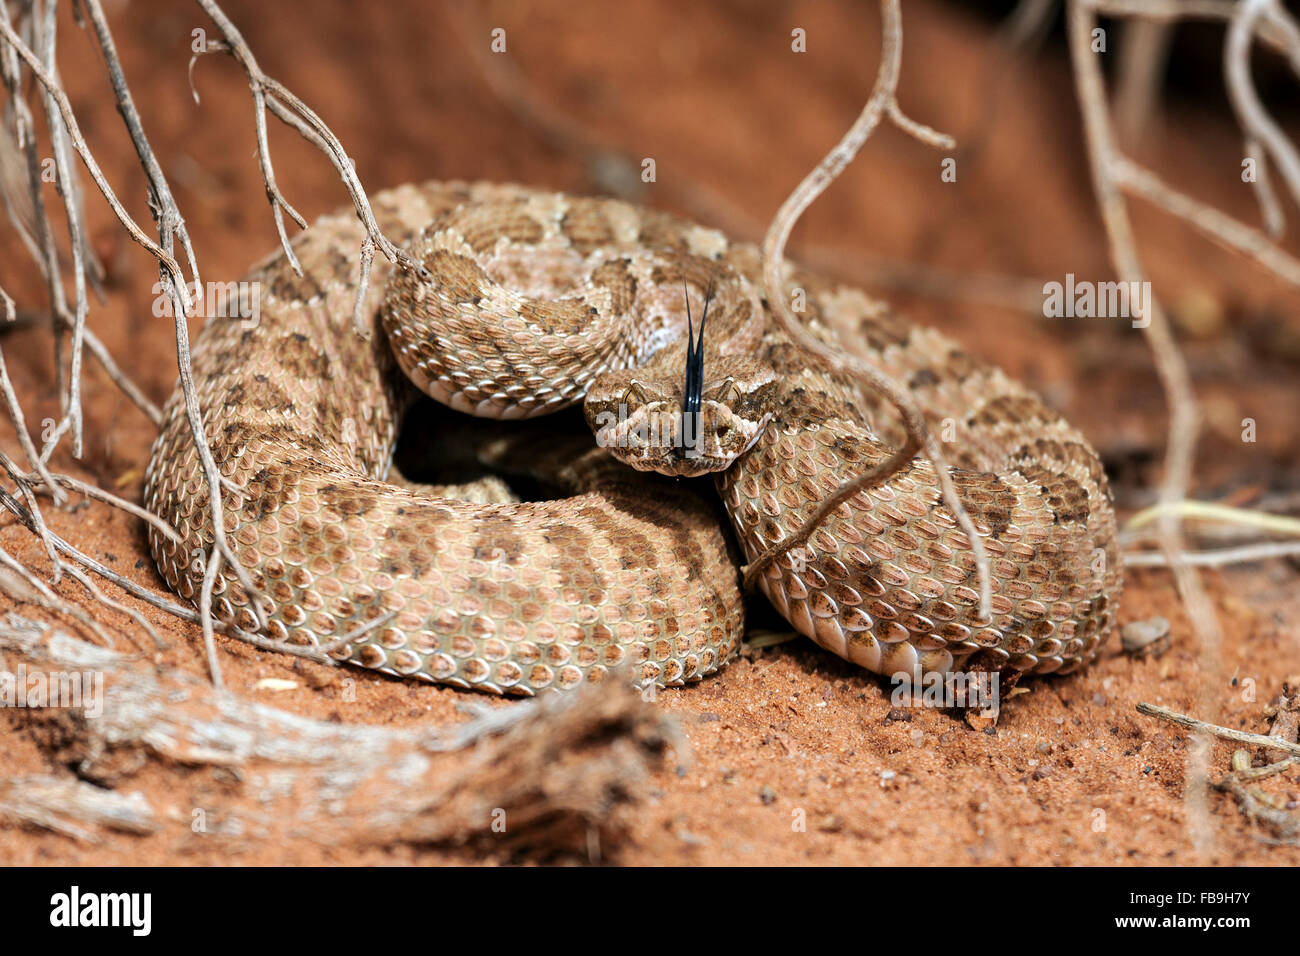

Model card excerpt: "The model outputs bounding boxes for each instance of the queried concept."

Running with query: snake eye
[711,377,741,405]
[621,381,649,409]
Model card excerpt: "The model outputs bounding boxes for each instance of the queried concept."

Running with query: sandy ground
[1,0,1299,865]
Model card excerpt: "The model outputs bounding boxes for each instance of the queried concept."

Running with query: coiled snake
[144,181,1121,696]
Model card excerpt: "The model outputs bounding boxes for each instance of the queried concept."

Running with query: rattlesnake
[144,181,1122,696]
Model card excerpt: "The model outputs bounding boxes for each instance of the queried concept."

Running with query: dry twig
[0,0,437,680]
[1139,701,1300,845]
[745,0,993,622]
[1,615,678,856]
[442,0,1049,317]
[1070,0,1218,860]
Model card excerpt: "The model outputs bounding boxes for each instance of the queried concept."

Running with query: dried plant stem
[1090,0,1292,55]
[748,0,993,622]
[198,546,224,688]
[72,326,162,425]
[445,0,1047,318]
[1138,702,1300,759]
[1077,0,1300,293]
[2,456,61,576]
[0,4,74,462]
[21,472,182,547]
[1090,3,1300,581]
[1127,499,1300,537]
[1069,0,1224,860]
[0,544,110,646]
[0,775,158,842]
[0,1,274,650]
[0,0,441,680]
[1234,754,1298,781]
[1123,540,1300,567]
[1115,18,1174,144]
[193,0,428,284]
[1214,772,1299,844]
[60,563,158,652]
[0,344,58,499]
[1244,136,1285,238]
[1,616,677,855]
[35,1,91,461]
[78,0,203,298]
[1114,157,1300,286]
[0,16,194,312]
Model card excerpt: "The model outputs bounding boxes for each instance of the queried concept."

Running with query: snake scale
[144,181,1122,697]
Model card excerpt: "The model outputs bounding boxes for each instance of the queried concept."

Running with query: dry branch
[1139,700,1300,845]
[1138,702,1300,758]
[745,0,993,622]
[1070,0,1216,860]
[444,0,1049,316]
[1072,0,1300,855]
[0,0,233,649]
[0,775,157,842]
[1,614,680,856]
[0,0,438,678]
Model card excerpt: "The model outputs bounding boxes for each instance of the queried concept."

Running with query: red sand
[1,0,1297,864]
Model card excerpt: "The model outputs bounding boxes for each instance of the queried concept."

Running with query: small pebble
[1121,617,1171,658]
[677,828,710,846]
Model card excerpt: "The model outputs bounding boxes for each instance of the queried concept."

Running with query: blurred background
[2,0,1296,502]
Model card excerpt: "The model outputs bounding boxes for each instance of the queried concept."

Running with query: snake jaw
[589,398,768,477]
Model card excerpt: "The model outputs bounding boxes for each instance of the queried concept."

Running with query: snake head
[585,281,775,478]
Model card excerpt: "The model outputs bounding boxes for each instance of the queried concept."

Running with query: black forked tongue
[680,278,713,455]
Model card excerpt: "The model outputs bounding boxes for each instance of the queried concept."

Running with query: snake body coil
[144,181,1121,695]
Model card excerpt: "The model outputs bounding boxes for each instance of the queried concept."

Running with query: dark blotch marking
[908,368,940,390]
[273,331,332,382]
[560,206,618,257]
[1020,465,1091,525]
[588,258,638,314]
[952,471,1016,540]
[971,394,1061,431]
[446,204,544,256]
[419,249,488,306]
